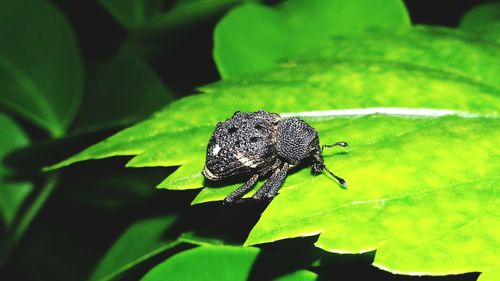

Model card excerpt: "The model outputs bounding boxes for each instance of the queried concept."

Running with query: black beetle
[202,110,347,204]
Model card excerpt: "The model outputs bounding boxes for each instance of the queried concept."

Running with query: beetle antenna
[323,165,348,188]
[322,141,348,152]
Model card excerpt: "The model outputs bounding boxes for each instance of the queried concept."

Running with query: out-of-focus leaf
[141,245,317,281]
[72,55,174,133]
[49,26,500,278]
[0,0,83,137]
[1,175,57,265]
[66,171,160,210]
[102,0,244,32]
[16,228,96,281]
[90,216,180,281]
[143,0,243,28]
[459,2,500,43]
[214,0,410,78]
[0,113,32,229]
[100,0,167,30]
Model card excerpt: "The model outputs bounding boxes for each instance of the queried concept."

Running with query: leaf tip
[43,159,76,171]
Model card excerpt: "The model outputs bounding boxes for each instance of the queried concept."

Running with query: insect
[202,110,348,204]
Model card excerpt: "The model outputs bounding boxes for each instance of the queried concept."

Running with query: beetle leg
[321,141,348,152]
[323,165,348,187]
[313,153,347,187]
[223,174,259,205]
[252,162,289,201]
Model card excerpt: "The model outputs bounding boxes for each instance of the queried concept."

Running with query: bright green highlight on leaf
[478,269,500,281]
[90,216,180,281]
[0,0,83,137]
[214,0,410,78]
[243,115,499,275]
[0,114,32,229]
[300,26,500,90]
[141,245,317,281]
[50,26,499,278]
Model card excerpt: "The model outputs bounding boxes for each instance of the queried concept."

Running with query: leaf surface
[459,2,500,43]
[100,0,166,30]
[0,114,32,229]
[141,245,317,281]
[300,26,500,89]
[72,55,174,133]
[0,0,84,136]
[102,0,244,31]
[90,216,180,281]
[50,27,500,277]
[214,0,410,78]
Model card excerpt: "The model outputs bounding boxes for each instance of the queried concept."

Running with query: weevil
[202,110,348,204]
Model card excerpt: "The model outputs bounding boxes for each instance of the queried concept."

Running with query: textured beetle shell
[203,111,281,180]
[203,110,347,203]
[276,118,320,165]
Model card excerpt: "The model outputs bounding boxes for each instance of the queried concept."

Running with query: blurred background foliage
[0,0,498,280]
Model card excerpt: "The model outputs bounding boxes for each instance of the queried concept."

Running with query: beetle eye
[254,124,264,130]
[250,137,260,143]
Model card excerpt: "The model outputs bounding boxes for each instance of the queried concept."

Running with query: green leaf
[50,27,500,170]
[244,116,498,255]
[72,55,174,133]
[141,245,317,281]
[100,0,167,30]
[0,113,32,229]
[103,0,248,56]
[0,0,84,137]
[301,26,500,90]
[459,2,500,43]
[214,0,410,78]
[101,0,243,31]
[66,169,164,210]
[142,0,245,28]
[1,174,58,265]
[478,269,500,281]
[90,216,180,281]
[50,26,500,277]
[16,228,96,281]
[178,231,227,246]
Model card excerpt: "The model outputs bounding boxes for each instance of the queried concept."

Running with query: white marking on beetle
[280,108,495,118]
[211,144,222,156]
[235,153,259,168]
[202,166,219,180]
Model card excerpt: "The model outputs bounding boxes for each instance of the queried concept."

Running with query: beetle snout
[202,165,220,181]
